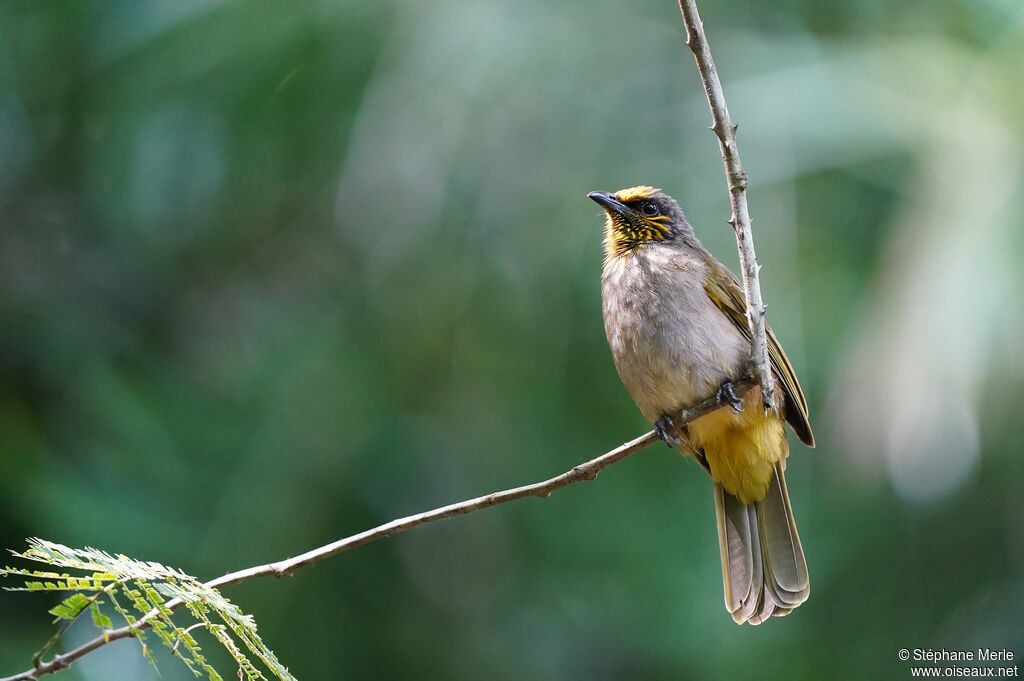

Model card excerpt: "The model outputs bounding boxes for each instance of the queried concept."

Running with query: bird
[589,185,814,625]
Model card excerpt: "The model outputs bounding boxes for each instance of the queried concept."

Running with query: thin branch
[1,377,755,681]
[676,0,776,411]
[170,623,208,656]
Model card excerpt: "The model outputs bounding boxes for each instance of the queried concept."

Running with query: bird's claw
[717,380,744,414]
[655,415,683,447]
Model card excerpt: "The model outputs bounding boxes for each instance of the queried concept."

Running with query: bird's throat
[603,219,670,261]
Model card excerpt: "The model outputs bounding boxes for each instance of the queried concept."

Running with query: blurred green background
[2,0,1023,679]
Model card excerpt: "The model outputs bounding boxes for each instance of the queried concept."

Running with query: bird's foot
[717,380,744,414]
[654,415,683,447]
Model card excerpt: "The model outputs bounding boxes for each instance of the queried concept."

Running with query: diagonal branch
[676,0,776,411]
[1,377,755,681]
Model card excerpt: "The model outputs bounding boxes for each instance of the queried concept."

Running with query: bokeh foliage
[1,0,1022,679]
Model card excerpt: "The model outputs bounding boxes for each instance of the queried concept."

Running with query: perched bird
[589,185,814,625]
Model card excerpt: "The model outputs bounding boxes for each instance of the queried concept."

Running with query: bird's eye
[639,201,660,217]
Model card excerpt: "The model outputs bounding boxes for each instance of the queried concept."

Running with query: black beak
[587,191,629,216]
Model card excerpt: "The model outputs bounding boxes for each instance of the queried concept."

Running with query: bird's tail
[713,463,809,624]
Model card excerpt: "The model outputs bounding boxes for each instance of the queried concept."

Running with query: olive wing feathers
[702,257,815,447]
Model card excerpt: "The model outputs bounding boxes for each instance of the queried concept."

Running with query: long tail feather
[714,463,809,624]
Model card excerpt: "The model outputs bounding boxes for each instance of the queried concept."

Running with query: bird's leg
[654,415,684,447]
[717,380,744,414]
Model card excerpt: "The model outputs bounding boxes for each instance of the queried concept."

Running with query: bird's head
[587,186,693,259]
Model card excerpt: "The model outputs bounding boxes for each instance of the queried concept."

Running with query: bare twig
[676,0,776,411]
[170,623,208,656]
[1,378,755,681]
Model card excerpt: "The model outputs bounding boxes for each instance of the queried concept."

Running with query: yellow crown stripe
[614,185,660,202]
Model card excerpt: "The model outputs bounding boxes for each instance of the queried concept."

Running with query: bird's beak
[588,191,629,217]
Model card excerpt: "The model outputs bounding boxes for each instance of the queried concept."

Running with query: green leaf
[90,602,113,629]
[48,592,90,621]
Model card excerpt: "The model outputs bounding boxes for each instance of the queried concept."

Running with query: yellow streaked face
[588,185,674,257]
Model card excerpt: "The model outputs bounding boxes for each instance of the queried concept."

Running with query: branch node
[729,170,749,192]
[685,24,699,48]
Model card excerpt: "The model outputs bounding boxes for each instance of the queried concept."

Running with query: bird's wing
[702,257,815,447]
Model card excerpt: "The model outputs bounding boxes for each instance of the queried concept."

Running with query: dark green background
[2,0,1022,679]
